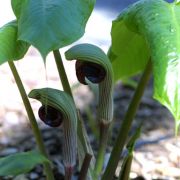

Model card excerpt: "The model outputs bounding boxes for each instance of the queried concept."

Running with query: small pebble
[29,172,39,179]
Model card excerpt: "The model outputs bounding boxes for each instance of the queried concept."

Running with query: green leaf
[0,150,49,176]
[0,20,29,65]
[111,0,180,132]
[109,21,150,81]
[11,0,24,19]
[11,0,95,59]
[175,0,180,5]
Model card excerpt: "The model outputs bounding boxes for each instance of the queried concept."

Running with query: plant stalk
[78,153,92,180]
[8,61,55,180]
[53,50,73,98]
[94,121,110,175]
[77,110,96,179]
[102,60,152,180]
[65,167,73,180]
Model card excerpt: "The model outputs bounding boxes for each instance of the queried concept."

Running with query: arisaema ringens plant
[0,0,180,179]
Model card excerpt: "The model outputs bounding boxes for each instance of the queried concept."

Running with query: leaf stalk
[8,61,55,180]
[53,50,73,98]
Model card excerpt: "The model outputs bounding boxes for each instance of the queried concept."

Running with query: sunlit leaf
[11,0,95,59]
[111,0,180,132]
[109,21,150,81]
[11,0,24,19]
[0,20,29,65]
[0,150,49,176]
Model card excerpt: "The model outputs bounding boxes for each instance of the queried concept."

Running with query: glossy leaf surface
[0,151,49,176]
[0,21,29,65]
[109,22,150,80]
[11,0,95,59]
[111,0,180,131]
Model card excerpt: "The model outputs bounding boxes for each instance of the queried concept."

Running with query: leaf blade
[12,0,95,58]
[0,150,49,176]
[111,0,180,132]
[109,20,150,81]
[0,20,29,65]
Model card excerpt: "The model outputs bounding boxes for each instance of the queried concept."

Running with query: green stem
[8,61,55,180]
[53,50,73,98]
[94,121,110,175]
[102,60,152,180]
